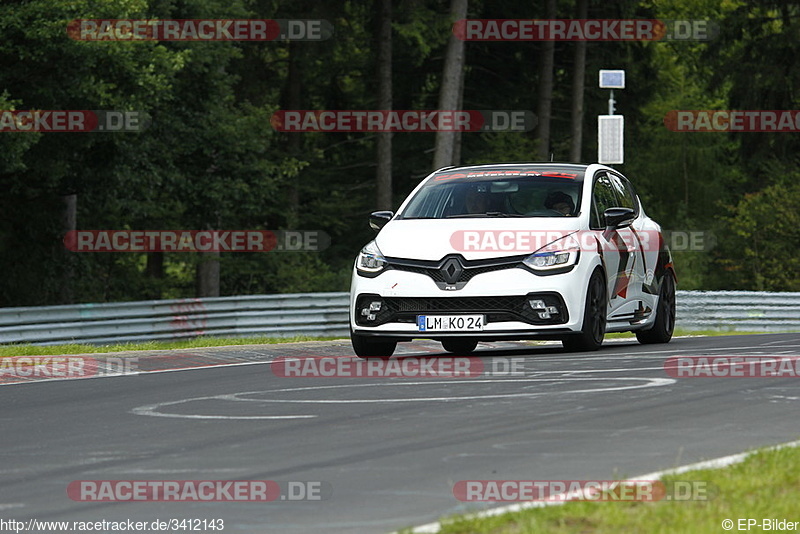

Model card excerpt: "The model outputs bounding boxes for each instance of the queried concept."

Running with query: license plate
[417,315,484,332]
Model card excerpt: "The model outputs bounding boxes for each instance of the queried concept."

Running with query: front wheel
[441,338,479,354]
[351,329,396,359]
[562,270,607,352]
[636,270,676,344]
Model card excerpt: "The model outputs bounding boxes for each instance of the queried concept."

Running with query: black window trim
[606,170,641,218]
[590,171,618,230]
[590,170,642,230]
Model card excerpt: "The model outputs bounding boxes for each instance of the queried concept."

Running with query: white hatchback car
[350,163,676,358]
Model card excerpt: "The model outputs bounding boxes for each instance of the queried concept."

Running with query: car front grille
[354,293,568,327]
[386,295,525,313]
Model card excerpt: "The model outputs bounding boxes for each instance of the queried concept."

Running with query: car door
[589,172,637,317]
[607,172,649,314]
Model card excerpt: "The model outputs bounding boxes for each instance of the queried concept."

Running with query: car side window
[609,173,637,213]
[591,173,618,229]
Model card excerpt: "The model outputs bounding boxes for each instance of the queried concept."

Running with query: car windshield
[399,168,584,219]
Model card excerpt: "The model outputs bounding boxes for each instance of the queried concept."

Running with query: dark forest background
[0,0,798,306]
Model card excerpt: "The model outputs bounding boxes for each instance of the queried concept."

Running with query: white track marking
[2,337,798,387]
[226,377,674,403]
[761,338,800,346]
[512,343,800,362]
[131,395,317,420]
[135,413,317,420]
[132,377,673,419]
[0,359,275,387]
[529,366,667,373]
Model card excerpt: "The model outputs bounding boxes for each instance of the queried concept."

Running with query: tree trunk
[569,0,588,162]
[452,62,465,166]
[145,251,164,299]
[59,193,77,304]
[536,0,557,161]
[196,249,220,298]
[195,216,221,298]
[146,252,164,279]
[432,0,468,170]
[375,0,393,210]
[286,41,302,228]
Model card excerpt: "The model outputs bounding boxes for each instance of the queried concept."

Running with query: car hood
[375,218,583,261]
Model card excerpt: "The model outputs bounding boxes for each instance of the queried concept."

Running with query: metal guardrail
[675,291,800,332]
[0,290,797,346]
[0,293,350,345]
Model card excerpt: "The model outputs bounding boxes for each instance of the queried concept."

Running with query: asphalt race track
[2,333,799,533]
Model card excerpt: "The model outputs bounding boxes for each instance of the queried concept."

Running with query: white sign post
[598,115,624,164]
[598,69,625,164]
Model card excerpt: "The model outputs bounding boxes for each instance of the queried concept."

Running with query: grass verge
[0,335,340,357]
[0,329,778,358]
[411,442,800,534]
[604,328,767,340]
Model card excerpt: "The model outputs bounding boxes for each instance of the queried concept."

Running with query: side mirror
[603,207,636,230]
[369,211,394,231]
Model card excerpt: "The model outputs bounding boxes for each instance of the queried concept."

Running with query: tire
[441,338,479,354]
[562,270,607,352]
[351,329,396,359]
[636,270,676,344]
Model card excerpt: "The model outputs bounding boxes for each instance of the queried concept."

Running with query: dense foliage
[0,0,797,306]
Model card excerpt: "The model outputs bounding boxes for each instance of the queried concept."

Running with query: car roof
[431,163,597,182]
[439,162,589,171]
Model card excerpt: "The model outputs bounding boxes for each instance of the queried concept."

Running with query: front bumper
[350,262,591,339]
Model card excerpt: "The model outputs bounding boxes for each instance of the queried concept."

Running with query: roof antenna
[550,153,554,162]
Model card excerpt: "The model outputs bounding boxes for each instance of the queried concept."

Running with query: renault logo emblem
[440,258,463,284]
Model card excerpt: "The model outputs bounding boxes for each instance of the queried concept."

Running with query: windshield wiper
[446,212,526,218]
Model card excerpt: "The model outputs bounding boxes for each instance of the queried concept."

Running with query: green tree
[718,176,800,291]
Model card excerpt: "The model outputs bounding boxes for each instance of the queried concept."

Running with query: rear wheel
[636,270,676,344]
[350,329,396,359]
[441,338,479,354]
[562,270,607,352]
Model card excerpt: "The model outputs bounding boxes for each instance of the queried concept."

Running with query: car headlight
[357,240,388,274]
[523,247,579,271]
